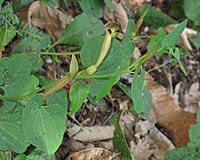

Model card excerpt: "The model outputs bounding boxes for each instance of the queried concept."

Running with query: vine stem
[76,69,128,79]
[147,59,174,73]
[0,81,57,101]
[40,51,80,56]
[27,51,80,56]
[128,45,158,72]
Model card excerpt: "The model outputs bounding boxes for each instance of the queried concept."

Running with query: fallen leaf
[119,112,136,142]
[130,139,154,160]
[63,138,86,153]
[28,1,72,41]
[68,125,115,142]
[184,82,200,113]
[131,125,174,160]
[96,140,114,151]
[66,148,119,160]
[124,0,151,9]
[145,73,196,147]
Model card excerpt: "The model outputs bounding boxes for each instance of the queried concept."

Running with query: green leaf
[165,145,200,160]
[81,36,126,74]
[183,0,200,26]
[0,104,29,153]
[122,19,136,59]
[11,37,32,54]
[169,0,186,21]
[0,54,33,111]
[189,109,200,146]
[14,149,56,160]
[190,32,200,49]
[77,0,102,18]
[131,66,152,115]
[147,28,166,54]
[138,4,177,28]
[22,90,67,154]
[90,76,120,101]
[14,154,26,160]
[111,114,134,160]
[0,2,19,25]
[0,0,5,6]
[22,75,39,96]
[169,48,187,76]
[11,38,44,72]
[143,89,152,117]
[81,36,127,100]
[16,24,51,52]
[117,82,132,99]
[53,13,105,47]
[0,57,9,85]
[27,149,56,160]
[105,0,115,12]
[0,25,16,48]
[69,54,78,75]
[69,81,90,115]
[1,54,32,96]
[0,150,11,160]
[12,0,33,11]
[161,19,187,50]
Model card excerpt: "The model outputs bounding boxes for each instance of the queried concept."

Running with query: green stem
[27,51,80,56]
[0,80,57,101]
[76,69,128,79]
[25,81,57,99]
[40,51,80,56]
[135,35,151,39]
[0,95,26,101]
[128,45,158,71]
[147,59,174,73]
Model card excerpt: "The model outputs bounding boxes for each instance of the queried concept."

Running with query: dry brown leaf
[130,139,154,160]
[119,112,136,142]
[28,1,72,41]
[124,0,151,9]
[66,148,119,160]
[131,125,174,160]
[103,0,128,33]
[63,138,86,153]
[145,73,196,147]
[68,125,115,142]
[184,82,200,113]
[164,24,197,50]
[96,140,114,151]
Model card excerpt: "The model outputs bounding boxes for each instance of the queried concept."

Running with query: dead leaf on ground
[124,0,151,9]
[118,112,174,159]
[145,73,196,147]
[28,1,72,41]
[119,112,137,142]
[63,138,86,153]
[131,125,174,160]
[184,82,200,113]
[66,148,119,160]
[164,25,197,50]
[96,140,114,151]
[68,124,115,142]
[103,0,128,33]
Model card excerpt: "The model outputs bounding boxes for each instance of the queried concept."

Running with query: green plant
[0,1,198,160]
